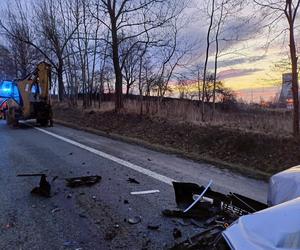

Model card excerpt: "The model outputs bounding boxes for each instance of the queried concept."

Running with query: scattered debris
[162,209,210,219]
[147,158,152,161]
[63,240,76,247]
[142,238,151,250]
[51,208,61,214]
[123,199,129,204]
[92,195,96,200]
[164,181,268,249]
[190,219,204,228]
[105,229,117,241]
[131,190,160,195]
[18,174,51,197]
[66,193,72,199]
[170,226,224,249]
[79,213,87,218]
[147,223,160,230]
[173,219,191,227]
[127,177,140,184]
[65,175,101,188]
[127,216,142,225]
[5,223,14,229]
[52,176,58,182]
[173,228,182,239]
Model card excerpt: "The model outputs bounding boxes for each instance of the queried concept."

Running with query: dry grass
[73,99,292,136]
[53,100,300,175]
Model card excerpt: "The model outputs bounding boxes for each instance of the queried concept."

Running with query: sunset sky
[184,0,299,102]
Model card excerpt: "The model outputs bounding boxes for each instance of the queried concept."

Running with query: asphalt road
[0,120,268,250]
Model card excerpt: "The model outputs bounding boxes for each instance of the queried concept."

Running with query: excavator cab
[2,62,53,126]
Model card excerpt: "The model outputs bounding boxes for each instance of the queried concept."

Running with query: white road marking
[34,127,175,186]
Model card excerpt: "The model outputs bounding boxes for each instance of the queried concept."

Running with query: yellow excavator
[0,62,53,127]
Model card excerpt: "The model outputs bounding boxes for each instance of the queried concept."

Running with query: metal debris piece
[127,177,140,184]
[128,216,142,225]
[175,219,191,227]
[184,180,213,213]
[65,175,101,188]
[190,219,204,228]
[131,190,160,195]
[18,174,51,197]
[51,208,61,213]
[173,228,182,239]
[66,193,72,199]
[162,209,210,219]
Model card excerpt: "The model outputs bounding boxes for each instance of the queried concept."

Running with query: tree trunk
[212,0,223,120]
[289,19,299,136]
[57,62,64,102]
[111,18,123,111]
[126,83,130,96]
[202,0,215,122]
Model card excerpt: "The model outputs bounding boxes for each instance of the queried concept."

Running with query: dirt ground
[53,103,300,177]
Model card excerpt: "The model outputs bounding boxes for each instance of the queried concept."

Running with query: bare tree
[120,38,140,96]
[254,0,300,136]
[1,2,40,78]
[0,44,15,80]
[153,18,190,101]
[89,0,186,111]
[0,0,79,101]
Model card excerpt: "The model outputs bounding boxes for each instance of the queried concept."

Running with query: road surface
[0,120,268,250]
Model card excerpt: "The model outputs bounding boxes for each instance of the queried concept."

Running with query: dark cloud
[218,68,263,79]
[218,55,267,67]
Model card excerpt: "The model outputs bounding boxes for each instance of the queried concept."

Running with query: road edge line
[34,126,175,186]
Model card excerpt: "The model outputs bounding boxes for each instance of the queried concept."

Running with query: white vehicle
[222,165,300,250]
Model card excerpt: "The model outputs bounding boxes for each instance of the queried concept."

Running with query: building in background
[278,73,295,109]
